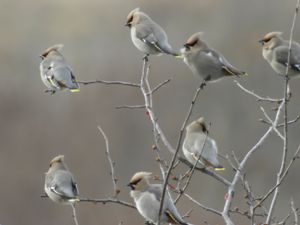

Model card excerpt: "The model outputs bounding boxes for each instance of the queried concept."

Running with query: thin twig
[259,115,300,127]
[148,78,172,95]
[265,1,300,222]
[158,86,203,225]
[79,197,136,209]
[222,100,284,225]
[184,193,222,216]
[291,199,298,225]
[260,106,284,140]
[254,145,300,210]
[178,156,231,186]
[174,125,210,204]
[115,104,146,109]
[97,126,119,197]
[235,80,282,103]
[78,80,140,87]
[71,204,79,225]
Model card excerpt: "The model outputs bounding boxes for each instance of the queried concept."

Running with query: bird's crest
[41,44,64,58]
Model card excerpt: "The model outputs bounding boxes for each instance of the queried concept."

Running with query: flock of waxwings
[42,7,300,225]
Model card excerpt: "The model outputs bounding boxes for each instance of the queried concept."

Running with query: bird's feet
[143,54,149,62]
[200,81,206,89]
[145,221,154,225]
[44,89,56,95]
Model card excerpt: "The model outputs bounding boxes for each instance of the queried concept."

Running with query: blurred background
[0,0,300,224]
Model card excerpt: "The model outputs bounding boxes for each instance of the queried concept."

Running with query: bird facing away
[39,44,80,94]
[259,31,300,77]
[183,117,224,170]
[125,8,179,58]
[128,171,189,225]
[44,155,79,204]
[180,32,247,88]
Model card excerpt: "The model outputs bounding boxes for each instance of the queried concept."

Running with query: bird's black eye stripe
[187,39,198,47]
[130,178,142,186]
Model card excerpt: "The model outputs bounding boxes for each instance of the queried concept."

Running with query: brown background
[0,0,299,224]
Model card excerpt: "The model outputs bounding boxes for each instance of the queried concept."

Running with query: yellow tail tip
[175,54,184,59]
[69,198,80,203]
[70,89,80,93]
[215,167,225,171]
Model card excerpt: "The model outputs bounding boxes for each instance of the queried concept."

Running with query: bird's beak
[127,183,135,190]
[39,55,44,59]
[258,40,265,45]
[125,23,131,27]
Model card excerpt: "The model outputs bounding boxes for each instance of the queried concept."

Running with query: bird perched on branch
[125,8,179,59]
[44,155,79,204]
[183,117,224,171]
[39,44,80,94]
[259,31,300,77]
[128,171,191,225]
[180,32,247,88]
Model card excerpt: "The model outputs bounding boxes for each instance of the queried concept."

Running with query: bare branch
[235,80,282,103]
[277,115,300,127]
[291,199,298,225]
[184,193,222,216]
[97,125,119,197]
[148,78,172,95]
[158,83,206,225]
[260,106,284,140]
[115,104,146,109]
[222,100,284,225]
[79,197,136,209]
[254,145,300,210]
[78,80,140,87]
[178,156,231,186]
[71,204,79,225]
[265,1,300,222]
[174,125,210,204]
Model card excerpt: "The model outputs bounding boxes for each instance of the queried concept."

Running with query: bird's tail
[70,88,80,93]
[214,165,225,171]
[68,197,80,203]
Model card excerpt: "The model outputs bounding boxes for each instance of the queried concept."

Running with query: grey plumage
[180,32,247,86]
[126,8,178,56]
[44,155,79,204]
[128,172,189,225]
[259,31,300,77]
[183,117,224,170]
[39,44,80,94]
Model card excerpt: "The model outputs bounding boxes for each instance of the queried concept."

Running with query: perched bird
[180,32,247,88]
[183,117,224,170]
[259,31,300,77]
[44,155,79,204]
[125,8,178,58]
[39,44,80,94]
[128,171,189,225]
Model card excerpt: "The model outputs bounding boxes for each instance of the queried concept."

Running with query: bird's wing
[203,49,246,76]
[49,62,79,89]
[135,24,177,55]
[274,45,300,72]
[147,184,162,202]
[50,171,78,199]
